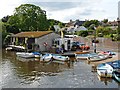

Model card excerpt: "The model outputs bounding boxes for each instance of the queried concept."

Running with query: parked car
[79,43,90,50]
[71,42,90,51]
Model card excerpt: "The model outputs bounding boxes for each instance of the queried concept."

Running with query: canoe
[88,54,109,62]
[97,63,114,78]
[16,52,35,58]
[74,51,89,54]
[113,70,120,83]
[52,54,69,62]
[75,53,98,60]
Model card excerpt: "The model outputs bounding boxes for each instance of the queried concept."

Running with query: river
[1,49,119,88]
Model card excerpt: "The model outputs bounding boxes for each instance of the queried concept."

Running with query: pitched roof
[12,31,53,38]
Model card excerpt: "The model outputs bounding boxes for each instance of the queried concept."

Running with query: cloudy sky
[1,0,119,23]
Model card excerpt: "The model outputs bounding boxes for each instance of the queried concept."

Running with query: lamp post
[93,26,97,53]
[90,24,97,53]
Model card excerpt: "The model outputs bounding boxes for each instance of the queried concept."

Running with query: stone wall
[73,37,120,52]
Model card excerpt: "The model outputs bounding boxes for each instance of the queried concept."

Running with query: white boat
[97,63,114,78]
[52,54,69,62]
[75,53,98,60]
[5,47,13,51]
[88,54,109,62]
[16,52,35,58]
[40,53,52,62]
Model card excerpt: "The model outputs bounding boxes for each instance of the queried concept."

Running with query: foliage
[7,4,49,31]
[48,19,65,31]
[102,19,108,23]
[1,15,10,22]
[77,31,88,37]
[83,20,99,28]
[96,26,113,37]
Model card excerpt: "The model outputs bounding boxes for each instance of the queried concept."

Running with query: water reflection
[97,75,113,85]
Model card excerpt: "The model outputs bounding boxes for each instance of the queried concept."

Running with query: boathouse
[10,31,60,51]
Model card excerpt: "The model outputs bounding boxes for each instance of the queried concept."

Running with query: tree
[77,31,88,37]
[8,4,49,31]
[83,20,99,28]
[103,19,108,23]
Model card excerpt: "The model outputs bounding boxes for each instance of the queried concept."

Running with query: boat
[6,45,25,51]
[40,53,53,62]
[5,47,13,51]
[98,51,113,58]
[88,54,109,62]
[74,51,89,54]
[75,53,98,60]
[32,52,41,58]
[52,54,70,62]
[113,70,120,83]
[97,63,114,78]
[16,52,35,58]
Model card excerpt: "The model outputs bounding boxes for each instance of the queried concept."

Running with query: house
[10,31,60,51]
[66,26,87,34]
[75,26,87,32]
[65,19,86,27]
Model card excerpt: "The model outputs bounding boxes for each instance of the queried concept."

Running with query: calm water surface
[1,49,119,88]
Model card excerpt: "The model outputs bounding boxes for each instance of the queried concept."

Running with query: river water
[1,49,119,88]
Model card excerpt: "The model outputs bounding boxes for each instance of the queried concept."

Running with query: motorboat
[75,53,98,60]
[52,54,70,62]
[88,54,109,62]
[97,63,114,78]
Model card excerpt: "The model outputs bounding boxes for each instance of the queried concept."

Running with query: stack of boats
[96,60,120,83]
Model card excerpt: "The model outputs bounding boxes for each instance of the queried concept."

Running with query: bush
[77,30,88,37]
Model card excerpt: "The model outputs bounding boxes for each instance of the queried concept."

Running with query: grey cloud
[28,2,82,11]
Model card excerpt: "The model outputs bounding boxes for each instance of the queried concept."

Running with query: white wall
[35,33,60,51]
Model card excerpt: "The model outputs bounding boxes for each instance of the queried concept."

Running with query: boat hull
[97,63,113,78]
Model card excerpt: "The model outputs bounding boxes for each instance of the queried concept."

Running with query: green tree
[103,19,108,23]
[77,31,88,37]
[8,4,49,31]
[83,20,99,28]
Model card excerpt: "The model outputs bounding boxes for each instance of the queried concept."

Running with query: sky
[0,0,119,23]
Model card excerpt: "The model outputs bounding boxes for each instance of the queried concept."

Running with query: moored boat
[75,53,98,60]
[16,52,35,58]
[97,63,114,78]
[32,52,41,58]
[40,53,52,62]
[52,54,70,62]
[88,54,109,62]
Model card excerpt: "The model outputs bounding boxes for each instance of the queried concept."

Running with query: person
[60,47,64,54]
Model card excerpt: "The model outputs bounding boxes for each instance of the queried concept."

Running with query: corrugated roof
[12,31,53,38]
